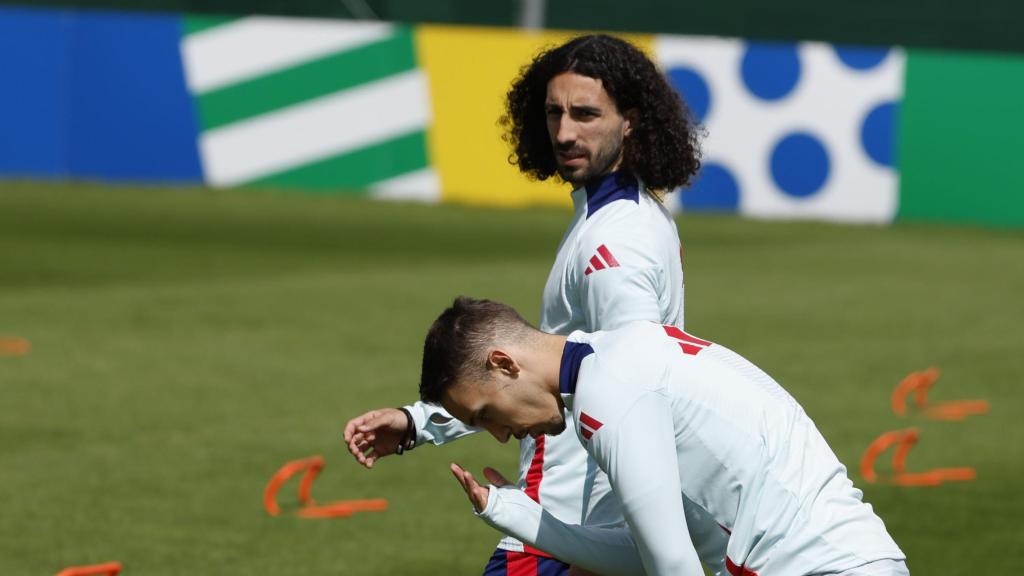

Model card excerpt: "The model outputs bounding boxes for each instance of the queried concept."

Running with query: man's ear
[487,349,520,377]
[623,108,639,137]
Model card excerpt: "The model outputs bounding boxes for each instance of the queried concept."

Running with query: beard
[557,139,625,186]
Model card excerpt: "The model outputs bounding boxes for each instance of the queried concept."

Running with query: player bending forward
[421,297,909,576]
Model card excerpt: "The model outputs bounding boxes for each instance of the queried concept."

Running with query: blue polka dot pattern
[770,132,830,198]
[861,101,898,167]
[834,46,891,71]
[680,162,740,211]
[740,42,801,101]
[667,66,711,122]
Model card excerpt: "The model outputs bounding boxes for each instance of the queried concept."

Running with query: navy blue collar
[559,340,594,394]
[584,171,640,219]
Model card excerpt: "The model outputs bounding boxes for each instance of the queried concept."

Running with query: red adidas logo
[579,412,603,441]
[663,325,713,356]
[584,244,620,276]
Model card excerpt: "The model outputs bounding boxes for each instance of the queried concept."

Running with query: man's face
[442,375,566,444]
[545,72,632,186]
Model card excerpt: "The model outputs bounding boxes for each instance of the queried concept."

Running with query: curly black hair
[500,34,702,191]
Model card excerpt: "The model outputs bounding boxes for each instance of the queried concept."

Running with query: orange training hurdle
[55,562,122,576]
[0,336,31,356]
[264,455,388,518]
[860,428,976,487]
[890,367,989,421]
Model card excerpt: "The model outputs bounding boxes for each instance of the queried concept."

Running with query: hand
[343,408,409,469]
[450,463,511,513]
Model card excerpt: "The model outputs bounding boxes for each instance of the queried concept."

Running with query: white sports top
[478,322,906,576]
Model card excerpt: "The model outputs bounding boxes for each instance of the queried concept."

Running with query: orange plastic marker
[296,499,389,519]
[0,336,31,356]
[56,562,122,576]
[263,456,325,516]
[924,399,990,421]
[891,367,988,421]
[861,428,916,483]
[861,428,976,486]
[890,467,977,487]
[265,456,389,518]
[891,367,940,416]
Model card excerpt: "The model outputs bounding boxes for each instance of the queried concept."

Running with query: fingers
[344,408,404,469]
[351,446,371,469]
[343,411,376,442]
[450,462,466,482]
[450,463,474,494]
[483,466,511,487]
[451,463,476,490]
[343,407,400,444]
[356,408,405,434]
[348,430,375,451]
[450,463,489,513]
[346,430,376,461]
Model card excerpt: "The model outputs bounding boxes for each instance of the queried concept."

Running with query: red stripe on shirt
[520,437,553,559]
[579,412,603,430]
[506,551,538,576]
[726,557,758,576]
[524,435,544,503]
[664,325,712,347]
[679,342,704,355]
[589,255,606,271]
[523,545,553,559]
[596,244,620,267]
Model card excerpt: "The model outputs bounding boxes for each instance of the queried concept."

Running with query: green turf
[1,181,1022,575]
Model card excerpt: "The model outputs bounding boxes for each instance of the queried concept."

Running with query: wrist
[395,407,417,455]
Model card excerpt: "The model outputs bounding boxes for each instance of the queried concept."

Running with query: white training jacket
[477,322,907,576]
[405,172,726,568]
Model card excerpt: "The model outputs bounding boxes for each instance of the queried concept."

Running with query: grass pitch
[1,182,1022,574]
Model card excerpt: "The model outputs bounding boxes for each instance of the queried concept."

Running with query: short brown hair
[419,297,534,403]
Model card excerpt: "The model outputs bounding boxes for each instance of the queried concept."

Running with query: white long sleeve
[477,485,645,576]
[403,400,480,446]
[589,391,704,575]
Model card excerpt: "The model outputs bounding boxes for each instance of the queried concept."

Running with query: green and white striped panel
[181,15,437,200]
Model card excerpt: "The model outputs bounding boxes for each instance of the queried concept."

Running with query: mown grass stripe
[247,130,428,192]
[196,27,415,131]
[183,14,239,37]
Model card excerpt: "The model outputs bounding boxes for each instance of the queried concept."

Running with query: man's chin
[558,165,591,186]
[548,419,568,436]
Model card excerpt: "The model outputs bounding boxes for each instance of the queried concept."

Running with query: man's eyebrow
[570,105,601,115]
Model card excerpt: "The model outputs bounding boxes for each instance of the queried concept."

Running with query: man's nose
[556,115,577,145]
